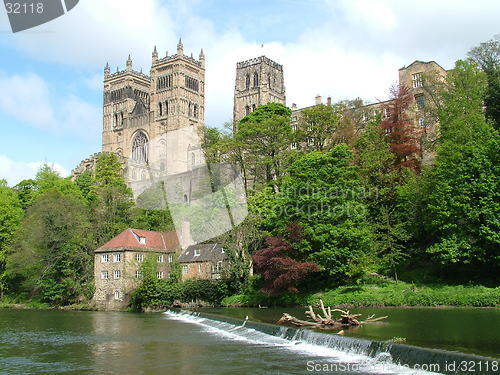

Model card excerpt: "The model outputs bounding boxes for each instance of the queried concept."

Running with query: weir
[165,310,499,375]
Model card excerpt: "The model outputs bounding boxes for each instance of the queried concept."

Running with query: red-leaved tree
[380,85,422,172]
[252,224,319,294]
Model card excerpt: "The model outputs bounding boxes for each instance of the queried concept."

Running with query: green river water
[0,308,498,375]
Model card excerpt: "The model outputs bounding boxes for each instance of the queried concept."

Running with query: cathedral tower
[101,40,205,183]
[233,55,286,123]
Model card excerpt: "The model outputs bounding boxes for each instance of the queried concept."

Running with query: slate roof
[179,243,227,263]
[96,228,179,252]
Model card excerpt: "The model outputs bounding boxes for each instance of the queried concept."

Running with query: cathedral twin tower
[101,40,285,185]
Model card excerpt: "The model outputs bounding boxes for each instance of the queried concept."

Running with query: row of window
[245,104,256,116]
[100,270,166,280]
[185,76,199,92]
[102,253,174,263]
[113,112,124,128]
[157,74,173,90]
[412,72,423,88]
[245,72,259,89]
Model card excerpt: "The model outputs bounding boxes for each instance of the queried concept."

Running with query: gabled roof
[97,229,179,252]
[399,60,445,71]
[179,243,227,263]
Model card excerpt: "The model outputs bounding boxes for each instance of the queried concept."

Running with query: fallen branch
[278,300,388,330]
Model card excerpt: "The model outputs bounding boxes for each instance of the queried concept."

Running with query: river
[0,308,498,375]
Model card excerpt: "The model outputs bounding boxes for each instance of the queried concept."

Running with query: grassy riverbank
[222,282,500,308]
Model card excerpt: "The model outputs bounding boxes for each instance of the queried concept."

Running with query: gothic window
[165,101,169,115]
[253,72,259,87]
[113,113,117,128]
[185,76,199,92]
[252,104,256,112]
[193,104,198,118]
[120,112,124,126]
[245,105,250,116]
[159,102,163,116]
[245,74,250,89]
[132,131,148,163]
[188,103,193,117]
[157,74,173,90]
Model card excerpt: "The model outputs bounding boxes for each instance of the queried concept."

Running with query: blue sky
[0,0,499,186]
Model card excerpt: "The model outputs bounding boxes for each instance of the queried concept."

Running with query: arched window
[252,104,256,112]
[159,102,163,116]
[193,104,198,118]
[245,105,250,116]
[132,131,148,163]
[253,72,259,87]
[188,103,192,117]
[120,112,124,125]
[245,74,250,89]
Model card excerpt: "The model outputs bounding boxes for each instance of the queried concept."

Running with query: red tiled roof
[98,229,179,251]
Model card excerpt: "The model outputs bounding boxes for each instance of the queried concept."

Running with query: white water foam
[164,310,442,375]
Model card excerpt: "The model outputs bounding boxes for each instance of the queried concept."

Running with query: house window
[114,290,122,300]
[101,254,109,263]
[291,124,298,132]
[362,113,368,122]
[157,271,164,279]
[213,261,223,273]
[412,73,423,88]
[194,249,200,257]
[101,271,108,280]
[113,253,121,263]
[113,270,121,279]
[157,255,164,263]
[168,254,174,263]
[383,107,390,119]
[291,142,297,150]
[418,117,427,127]
[182,265,188,275]
[307,137,315,146]
[415,95,425,110]
[198,264,202,273]
[135,253,144,262]
[135,270,143,279]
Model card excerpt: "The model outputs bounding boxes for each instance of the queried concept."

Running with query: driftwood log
[278,300,387,331]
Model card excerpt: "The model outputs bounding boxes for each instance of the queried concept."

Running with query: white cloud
[0,155,68,187]
[0,71,100,139]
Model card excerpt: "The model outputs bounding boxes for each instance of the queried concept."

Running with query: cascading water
[164,310,499,375]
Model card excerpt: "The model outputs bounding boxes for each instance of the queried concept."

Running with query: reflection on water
[0,308,497,375]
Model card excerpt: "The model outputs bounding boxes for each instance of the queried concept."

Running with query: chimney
[327,97,332,105]
[315,95,322,105]
[180,220,194,249]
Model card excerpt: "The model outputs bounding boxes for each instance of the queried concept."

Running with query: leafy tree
[256,145,375,283]
[0,180,24,297]
[235,103,293,191]
[467,34,500,129]
[6,190,93,304]
[91,153,133,245]
[75,170,95,203]
[252,224,318,294]
[424,60,499,276]
[380,85,422,172]
[13,179,38,209]
[35,164,83,199]
[299,103,342,151]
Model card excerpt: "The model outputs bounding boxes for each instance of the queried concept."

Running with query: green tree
[0,180,24,297]
[255,146,375,283]
[299,103,342,151]
[424,60,499,276]
[91,153,133,245]
[235,103,293,191]
[35,164,83,199]
[6,190,93,304]
[13,179,38,209]
[467,34,500,129]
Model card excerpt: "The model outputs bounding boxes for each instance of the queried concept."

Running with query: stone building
[178,243,228,281]
[233,55,286,123]
[101,39,206,194]
[288,60,448,162]
[93,228,180,310]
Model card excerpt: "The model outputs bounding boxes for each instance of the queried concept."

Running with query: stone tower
[102,40,205,186]
[233,55,286,123]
